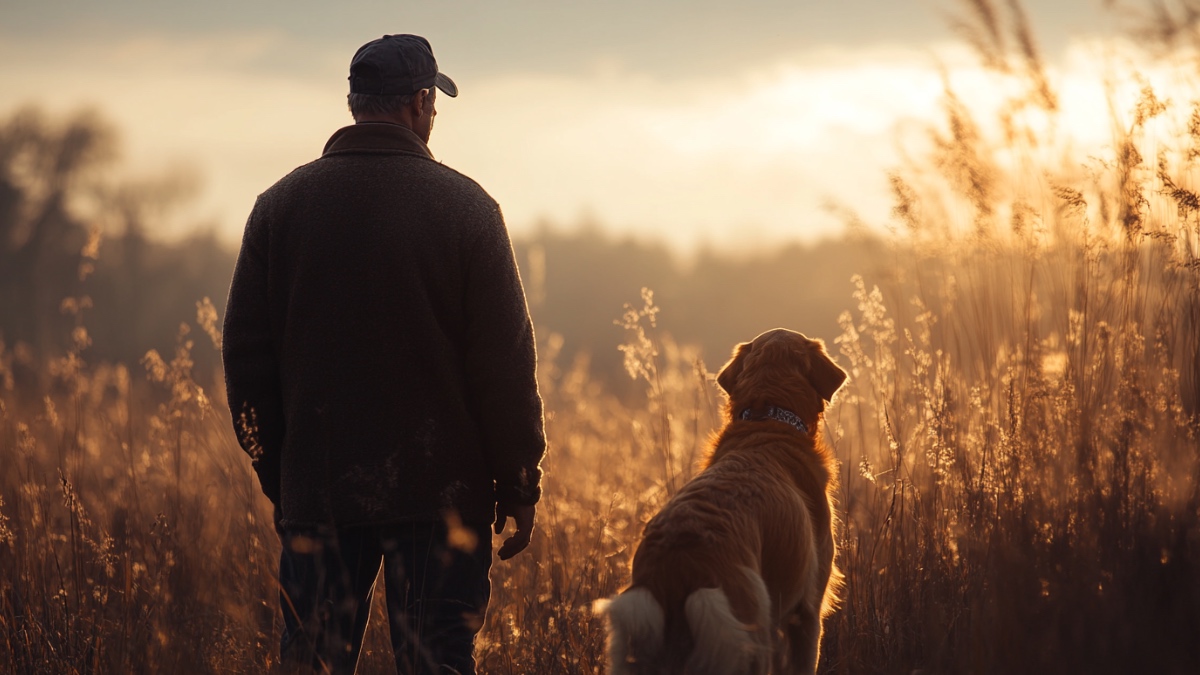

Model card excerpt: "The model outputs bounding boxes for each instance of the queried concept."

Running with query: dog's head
[717,329,847,415]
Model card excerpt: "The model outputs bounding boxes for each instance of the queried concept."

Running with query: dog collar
[739,406,809,434]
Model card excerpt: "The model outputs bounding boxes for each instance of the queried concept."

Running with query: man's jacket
[222,122,545,528]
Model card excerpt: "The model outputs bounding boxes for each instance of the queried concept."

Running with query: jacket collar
[321,123,434,159]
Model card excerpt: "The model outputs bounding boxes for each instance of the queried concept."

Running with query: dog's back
[600,443,824,673]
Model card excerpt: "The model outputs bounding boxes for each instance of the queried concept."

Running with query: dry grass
[4,21,1200,675]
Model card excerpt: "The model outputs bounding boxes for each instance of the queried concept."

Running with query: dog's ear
[807,342,848,402]
[717,341,752,395]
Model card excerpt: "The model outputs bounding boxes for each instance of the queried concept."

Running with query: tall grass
[3,25,1200,675]
[826,179,1200,671]
[0,306,278,673]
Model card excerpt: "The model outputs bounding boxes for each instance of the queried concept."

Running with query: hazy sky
[0,0,1131,250]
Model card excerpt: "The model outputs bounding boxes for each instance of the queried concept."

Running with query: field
[4,12,1200,675]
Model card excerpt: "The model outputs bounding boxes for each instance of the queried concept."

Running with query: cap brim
[435,72,458,98]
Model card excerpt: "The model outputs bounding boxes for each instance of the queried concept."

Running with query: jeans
[277,518,493,675]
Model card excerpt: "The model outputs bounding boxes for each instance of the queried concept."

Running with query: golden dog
[598,329,846,675]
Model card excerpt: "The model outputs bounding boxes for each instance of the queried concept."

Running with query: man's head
[347,34,457,142]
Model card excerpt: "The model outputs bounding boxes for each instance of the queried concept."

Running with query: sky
[0,0,1147,251]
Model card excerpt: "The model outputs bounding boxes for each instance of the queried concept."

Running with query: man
[222,34,546,675]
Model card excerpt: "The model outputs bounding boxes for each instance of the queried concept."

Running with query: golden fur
[599,329,846,675]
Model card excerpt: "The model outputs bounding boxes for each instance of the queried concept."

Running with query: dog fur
[597,329,846,675]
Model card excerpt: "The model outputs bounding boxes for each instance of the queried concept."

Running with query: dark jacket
[222,122,545,528]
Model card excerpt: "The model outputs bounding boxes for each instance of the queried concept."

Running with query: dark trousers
[277,520,492,675]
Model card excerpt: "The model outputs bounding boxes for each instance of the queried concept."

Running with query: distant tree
[0,106,233,388]
[0,106,114,372]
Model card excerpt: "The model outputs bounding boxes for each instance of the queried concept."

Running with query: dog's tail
[595,588,665,675]
[683,567,771,675]
[596,569,771,675]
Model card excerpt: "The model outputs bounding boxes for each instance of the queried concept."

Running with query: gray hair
[347,91,417,119]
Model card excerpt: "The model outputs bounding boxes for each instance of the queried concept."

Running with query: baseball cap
[349,34,459,98]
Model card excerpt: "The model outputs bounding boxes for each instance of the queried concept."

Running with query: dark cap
[349,34,458,98]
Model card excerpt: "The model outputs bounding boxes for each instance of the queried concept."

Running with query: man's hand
[494,502,536,560]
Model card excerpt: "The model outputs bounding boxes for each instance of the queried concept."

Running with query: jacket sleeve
[222,200,285,505]
[463,204,547,506]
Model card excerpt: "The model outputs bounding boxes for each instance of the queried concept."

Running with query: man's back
[228,122,542,527]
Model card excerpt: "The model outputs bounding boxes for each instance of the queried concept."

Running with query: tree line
[0,106,882,395]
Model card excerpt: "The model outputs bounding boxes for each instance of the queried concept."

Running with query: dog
[597,328,846,675]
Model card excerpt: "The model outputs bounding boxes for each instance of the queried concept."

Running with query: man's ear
[807,341,848,402]
[717,342,752,395]
[410,89,429,116]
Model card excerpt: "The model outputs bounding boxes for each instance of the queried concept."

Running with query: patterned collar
[739,405,809,434]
